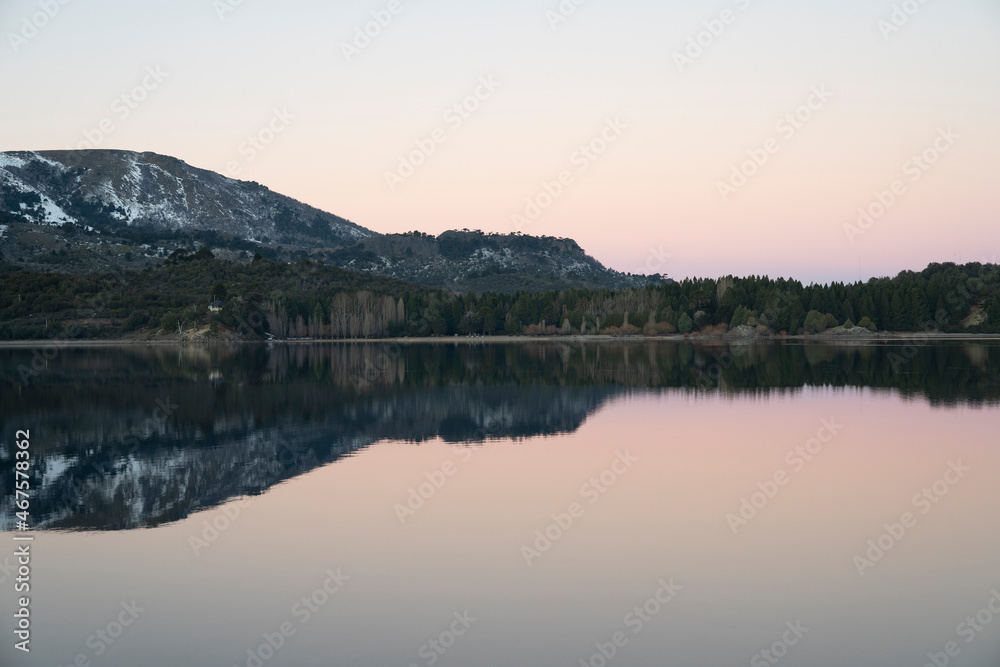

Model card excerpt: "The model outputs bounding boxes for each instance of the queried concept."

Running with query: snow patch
[42,455,76,486]
[126,154,143,188]
[39,195,76,225]
[97,179,128,214]
[0,153,27,170]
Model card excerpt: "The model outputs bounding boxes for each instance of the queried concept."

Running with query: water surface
[1,341,998,666]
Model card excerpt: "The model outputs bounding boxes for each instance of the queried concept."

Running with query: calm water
[1,341,999,666]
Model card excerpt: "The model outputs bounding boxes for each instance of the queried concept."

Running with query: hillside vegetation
[0,252,996,340]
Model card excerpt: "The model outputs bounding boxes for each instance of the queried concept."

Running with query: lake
[1,341,999,666]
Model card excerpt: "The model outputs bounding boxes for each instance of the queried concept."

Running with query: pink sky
[2,0,998,282]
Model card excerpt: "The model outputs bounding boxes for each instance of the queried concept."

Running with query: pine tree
[889,291,906,331]
[843,300,856,324]
[907,287,927,330]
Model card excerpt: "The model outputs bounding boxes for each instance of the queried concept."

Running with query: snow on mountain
[0,149,373,246]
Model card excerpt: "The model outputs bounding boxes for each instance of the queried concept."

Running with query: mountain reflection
[1,340,997,531]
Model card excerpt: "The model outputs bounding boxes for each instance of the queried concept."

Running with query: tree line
[0,250,997,340]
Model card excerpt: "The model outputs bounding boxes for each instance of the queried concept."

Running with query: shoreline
[1,332,998,348]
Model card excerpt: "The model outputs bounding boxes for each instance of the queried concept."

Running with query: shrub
[730,305,751,329]
[700,323,728,336]
[159,312,178,332]
[643,321,676,335]
[124,311,148,332]
[858,316,877,332]
[617,323,641,336]
[804,310,838,333]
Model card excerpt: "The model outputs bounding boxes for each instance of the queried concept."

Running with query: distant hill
[327,229,657,291]
[0,150,655,291]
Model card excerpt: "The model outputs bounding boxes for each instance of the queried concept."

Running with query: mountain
[0,149,371,245]
[0,150,655,290]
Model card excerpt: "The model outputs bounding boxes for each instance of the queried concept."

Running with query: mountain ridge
[0,149,656,291]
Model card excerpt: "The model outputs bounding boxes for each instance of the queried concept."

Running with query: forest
[0,249,997,340]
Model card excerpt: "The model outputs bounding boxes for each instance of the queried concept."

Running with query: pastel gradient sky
[2,0,998,282]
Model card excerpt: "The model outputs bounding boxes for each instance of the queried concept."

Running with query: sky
[1,0,998,283]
